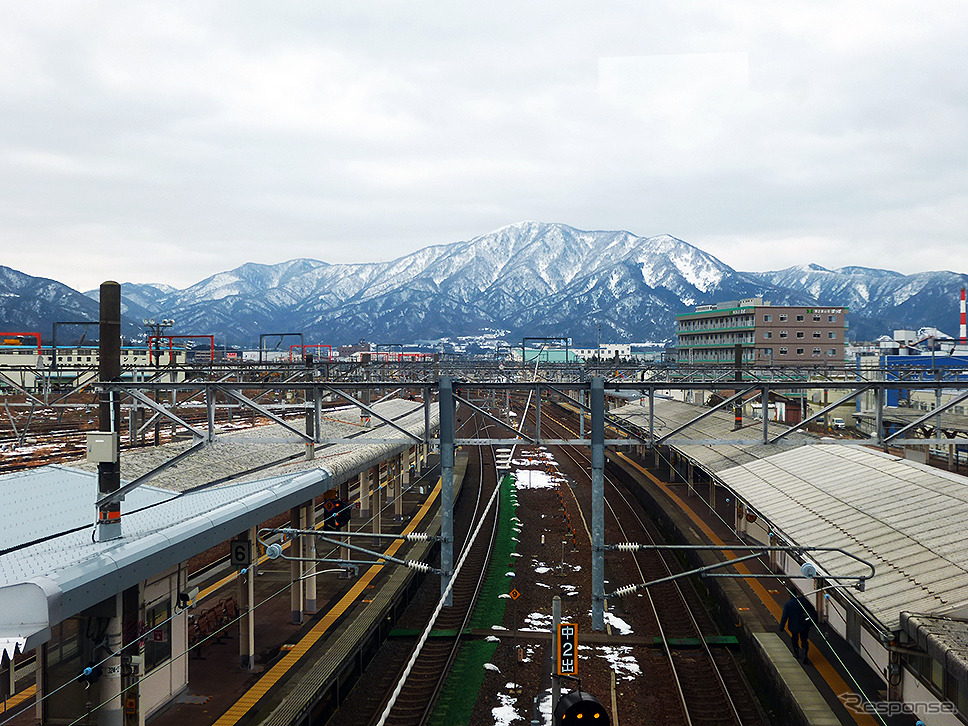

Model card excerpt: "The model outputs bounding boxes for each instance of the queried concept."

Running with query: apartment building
[676,298,847,366]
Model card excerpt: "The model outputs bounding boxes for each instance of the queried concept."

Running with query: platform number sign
[231,539,252,567]
[557,622,578,675]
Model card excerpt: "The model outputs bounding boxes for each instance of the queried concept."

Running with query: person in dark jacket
[780,594,817,663]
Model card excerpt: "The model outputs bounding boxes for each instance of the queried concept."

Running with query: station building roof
[717,445,968,632]
[0,398,437,660]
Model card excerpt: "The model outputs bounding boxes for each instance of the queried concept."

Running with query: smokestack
[960,288,966,345]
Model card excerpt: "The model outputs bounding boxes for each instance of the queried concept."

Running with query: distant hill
[3,222,965,346]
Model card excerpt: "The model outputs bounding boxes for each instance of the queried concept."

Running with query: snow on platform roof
[66,398,432,492]
[718,445,968,632]
[0,398,438,659]
[610,399,815,472]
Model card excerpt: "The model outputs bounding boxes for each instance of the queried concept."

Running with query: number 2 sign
[557,622,578,675]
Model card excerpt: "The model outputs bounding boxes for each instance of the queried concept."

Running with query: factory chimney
[961,288,967,345]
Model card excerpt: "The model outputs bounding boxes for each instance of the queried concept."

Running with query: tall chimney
[960,288,966,345]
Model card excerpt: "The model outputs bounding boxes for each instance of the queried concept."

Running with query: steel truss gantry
[81,373,968,630]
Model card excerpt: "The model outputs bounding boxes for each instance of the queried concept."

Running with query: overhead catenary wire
[374,467,502,726]
[635,442,891,726]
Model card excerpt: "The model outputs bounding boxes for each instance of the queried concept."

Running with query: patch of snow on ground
[492,692,523,726]
[537,688,553,725]
[600,645,641,681]
[512,468,560,490]
[523,612,552,631]
[605,612,633,635]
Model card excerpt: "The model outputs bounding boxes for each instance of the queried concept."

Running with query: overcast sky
[2,1,967,291]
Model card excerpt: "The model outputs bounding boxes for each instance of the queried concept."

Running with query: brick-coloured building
[676,298,847,366]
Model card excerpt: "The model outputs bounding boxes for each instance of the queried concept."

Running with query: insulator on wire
[406,560,432,572]
[613,584,639,597]
[405,533,430,542]
[615,542,641,552]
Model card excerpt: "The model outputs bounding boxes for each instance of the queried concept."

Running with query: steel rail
[535,403,748,726]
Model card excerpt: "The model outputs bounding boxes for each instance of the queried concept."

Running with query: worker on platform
[780,594,817,664]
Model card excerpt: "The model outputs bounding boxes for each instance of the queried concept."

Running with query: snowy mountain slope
[0,266,139,340]
[746,266,968,340]
[5,223,966,346]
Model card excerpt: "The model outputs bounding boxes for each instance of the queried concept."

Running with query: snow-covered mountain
[745,264,968,340]
[104,222,766,345]
[0,266,142,340]
[6,222,966,346]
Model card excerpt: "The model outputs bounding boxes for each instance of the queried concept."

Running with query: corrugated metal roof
[611,398,816,472]
[0,466,174,551]
[718,445,968,631]
[901,612,968,687]
[67,398,430,492]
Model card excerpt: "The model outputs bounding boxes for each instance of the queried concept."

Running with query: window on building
[763,314,772,322]
[813,314,821,321]
[828,315,836,322]
[813,331,821,338]
[779,347,788,355]
[828,348,837,356]
[779,314,788,321]
[764,331,772,339]
[796,331,805,338]
[813,348,821,356]
[828,332,836,339]
[797,348,805,355]
[144,599,172,674]
[779,331,788,338]
[796,314,805,321]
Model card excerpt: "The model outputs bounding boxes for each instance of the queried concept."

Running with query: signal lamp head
[554,690,609,726]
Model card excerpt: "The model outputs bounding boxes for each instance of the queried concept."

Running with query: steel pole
[440,376,455,605]
[591,377,605,631]
[97,282,122,541]
[552,595,561,710]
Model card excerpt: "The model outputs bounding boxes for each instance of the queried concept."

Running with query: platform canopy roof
[0,398,437,660]
[611,398,816,472]
[902,612,968,689]
[718,445,968,632]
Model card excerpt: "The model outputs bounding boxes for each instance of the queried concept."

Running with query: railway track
[517,396,767,726]
[327,409,502,726]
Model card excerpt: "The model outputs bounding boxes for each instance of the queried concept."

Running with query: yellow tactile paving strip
[212,477,441,725]
[0,684,36,714]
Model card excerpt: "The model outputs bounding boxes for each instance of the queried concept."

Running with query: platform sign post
[552,596,561,711]
[231,539,252,568]
[557,622,578,676]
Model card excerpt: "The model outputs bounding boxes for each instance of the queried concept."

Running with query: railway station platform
[147,457,459,726]
[1,455,460,726]
[0,398,443,725]
[607,444,931,726]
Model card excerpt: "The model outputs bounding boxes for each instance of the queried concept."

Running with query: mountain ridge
[5,222,963,346]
